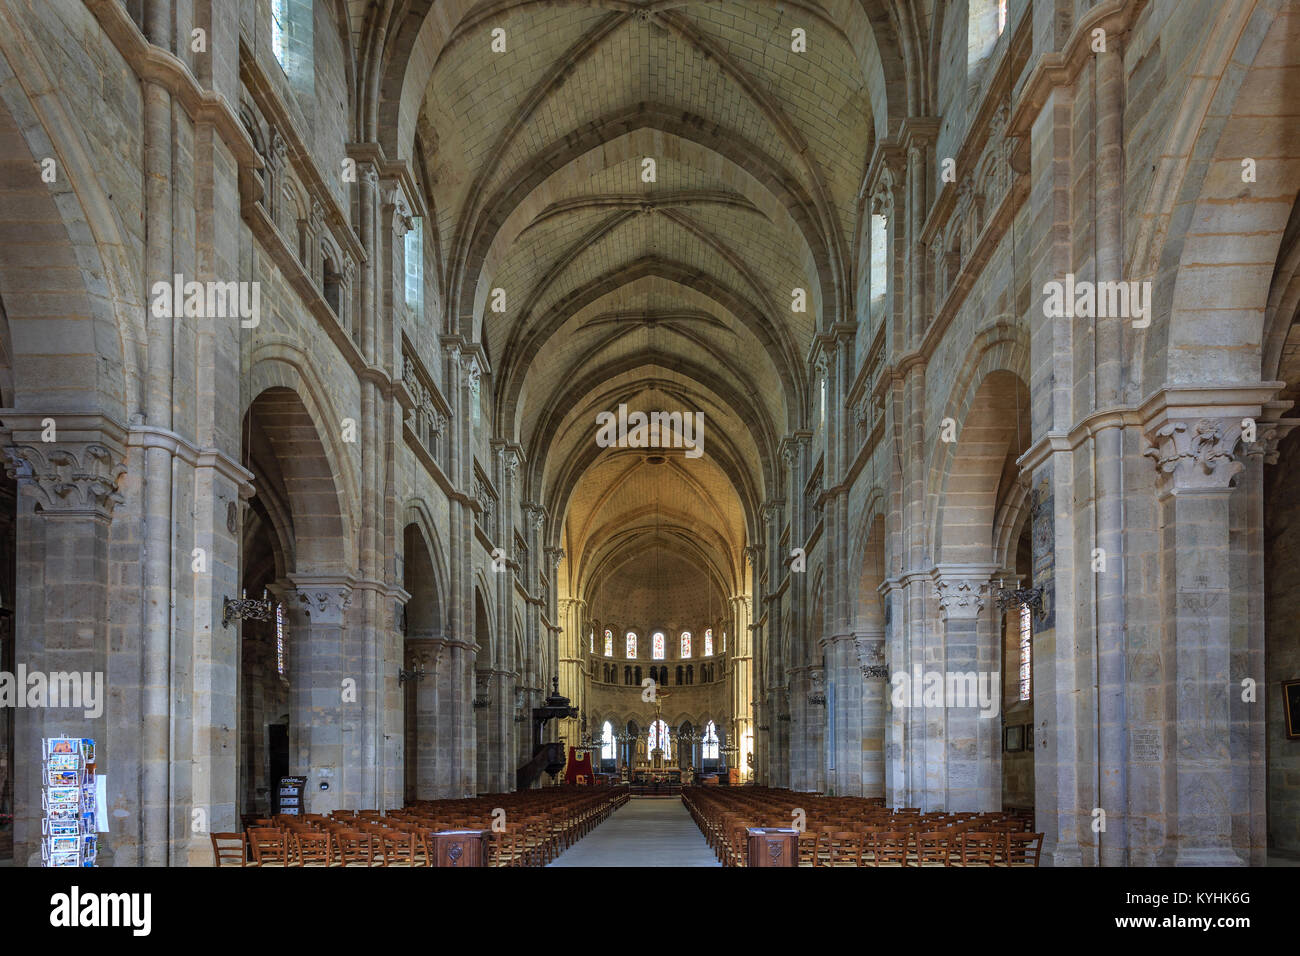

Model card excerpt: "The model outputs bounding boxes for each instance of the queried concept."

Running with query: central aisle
[548,797,722,867]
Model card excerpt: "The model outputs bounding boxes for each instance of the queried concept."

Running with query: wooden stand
[746,827,798,867]
[432,830,488,867]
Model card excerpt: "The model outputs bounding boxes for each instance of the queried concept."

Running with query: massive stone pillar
[1144,396,1273,865]
[730,589,753,780]
[282,579,355,814]
[933,565,1001,812]
[5,429,125,866]
[849,627,887,797]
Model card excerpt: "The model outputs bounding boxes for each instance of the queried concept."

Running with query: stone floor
[548,796,721,867]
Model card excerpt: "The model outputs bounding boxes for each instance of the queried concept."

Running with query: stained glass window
[721,631,726,653]
[652,631,665,659]
[680,631,692,658]
[648,719,672,760]
[626,631,637,658]
[703,628,713,656]
[601,721,614,761]
[604,629,613,657]
[275,602,286,678]
[1018,603,1032,701]
[703,721,719,760]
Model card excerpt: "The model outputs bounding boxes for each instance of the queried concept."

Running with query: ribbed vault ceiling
[356,0,883,607]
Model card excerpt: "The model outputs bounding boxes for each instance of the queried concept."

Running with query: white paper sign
[95,775,108,832]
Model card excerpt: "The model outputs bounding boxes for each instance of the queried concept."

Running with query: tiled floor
[548,797,721,867]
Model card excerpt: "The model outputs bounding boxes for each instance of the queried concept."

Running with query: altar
[629,767,683,795]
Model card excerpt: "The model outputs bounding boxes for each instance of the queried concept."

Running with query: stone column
[933,565,1001,812]
[853,627,888,797]
[282,579,354,814]
[404,637,444,799]
[1144,406,1261,865]
[730,588,753,781]
[5,432,125,865]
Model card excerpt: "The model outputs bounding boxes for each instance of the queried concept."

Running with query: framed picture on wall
[1283,680,1300,739]
[1004,724,1024,752]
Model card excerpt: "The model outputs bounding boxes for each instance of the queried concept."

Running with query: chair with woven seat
[959,830,1005,867]
[869,830,912,867]
[292,831,333,866]
[210,832,248,867]
[247,827,291,866]
[825,831,865,867]
[335,829,382,866]
[796,831,819,867]
[1005,832,1043,867]
[915,830,953,866]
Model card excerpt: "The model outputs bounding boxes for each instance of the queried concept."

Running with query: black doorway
[268,723,289,813]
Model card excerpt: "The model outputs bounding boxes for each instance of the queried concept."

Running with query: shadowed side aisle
[548,797,721,867]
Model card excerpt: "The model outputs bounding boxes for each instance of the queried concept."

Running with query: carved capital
[461,354,482,394]
[1243,417,1300,465]
[525,503,547,531]
[5,442,126,519]
[854,633,887,680]
[545,547,566,572]
[391,190,415,237]
[290,585,353,626]
[269,131,288,169]
[870,163,897,221]
[1144,417,1244,491]
[932,566,996,620]
[503,449,521,478]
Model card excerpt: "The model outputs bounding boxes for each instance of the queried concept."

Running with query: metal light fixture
[995,576,1045,620]
[398,662,425,685]
[222,588,275,629]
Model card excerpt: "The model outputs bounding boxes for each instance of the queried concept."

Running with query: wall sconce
[223,588,275,629]
[995,577,1046,620]
[398,663,425,685]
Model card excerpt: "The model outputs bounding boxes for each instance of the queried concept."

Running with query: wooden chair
[335,829,381,867]
[1005,832,1043,867]
[293,831,333,866]
[870,830,912,867]
[210,832,248,867]
[796,832,819,867]
[825,831,864,867]
[915,830,952,866]
[959,831,1005,866]
[247,827,291,866]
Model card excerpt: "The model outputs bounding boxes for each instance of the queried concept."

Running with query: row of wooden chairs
[217,787,628,866]
[793,827,1043,866]
[682,787,1041,867]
